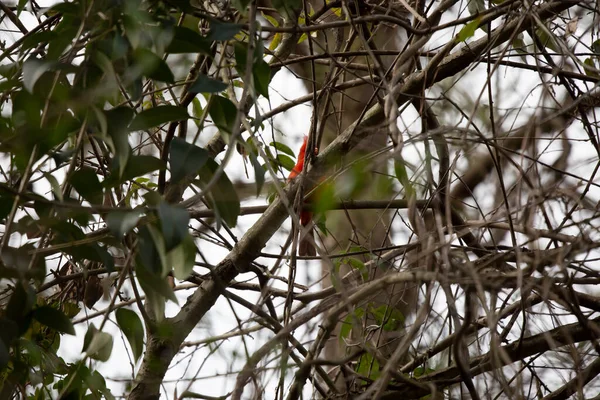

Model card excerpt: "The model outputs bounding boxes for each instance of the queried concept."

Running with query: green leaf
[394,159,415,199]
[262,13,279,27]
[356,353,380,380]
[234,41,271,99]
[339,314,354,344]
[0,194,13,221]
[313,182,335,215]
[191,97,203,128]
[467,0,486,14]
[168,235,197,280]
[158,202,190,250]
[593,39,600,55]
[347,258,368,282]
[231,0,251,13]
[6,283,35,334]
[534,28,559,52]
[270,141,295,157]
[104,107,135,177]
[277,154,295,171]
[105,155,165,185]
[189,74,228,94]
[208,21,243,41]
[106,211,141,238]
[47,21,78,60]
[253,58,271,99]
[197,159,240,228]
[133,48,174,83]
[166,26,211,54]
[135,259,178,303]
[584,58,599,77]
[44,172,63,202]
[338,307,364,343]
[137,225,167,276]
[82,323,97,353]
[129,105,189,131]
[22,58,53,93]
[115,308,144,363]
[31,306,75,335]
[413,366,436,378]
[85,331,113,361]
[169,137,210,183]
[0,335,9,369]
[457,18,480,42]
[208,95,238,135]
[271,0,302,19]
[370,305,404,331]
[250,153,265,196]
[70,167,103,205]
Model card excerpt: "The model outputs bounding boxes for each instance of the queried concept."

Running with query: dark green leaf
[197,159,240,228]
[158,202,190,250]
[169,137,210,183]
[106,211,141,238]
[593,39,600,55]
[208,21,243,41]
[277,154,295,171]
[102,156,165,187]
[0,334,9,369]
[135,259,178,303]
[270,141,295,157]
[82,323,97,353]
[166,26,211,54]
[6,283,34,334]
[105,107,135,175]
[0,193,14,221]
[189,74,228,94]
[534,28,559,52]
[208,96,238,134]
[250,153,265,196]
[584,58,599,77]
[1,245,46,282]
[129,105,189,131]
[253,58,271,99]
[47,22,78,60]
[231,0,251,13]
[133,48,174,83]
[271,0,302,19]
[137,225,166,276]
[234,41,271,99]
[115,308,144,363]
[70,167,103,205]
[32,306,75,335]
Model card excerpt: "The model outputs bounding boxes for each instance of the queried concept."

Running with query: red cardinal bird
[288,136,316,256]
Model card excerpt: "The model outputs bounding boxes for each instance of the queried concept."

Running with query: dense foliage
[1,0,600,399]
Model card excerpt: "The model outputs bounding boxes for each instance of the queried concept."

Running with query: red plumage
[288,137,316,256]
